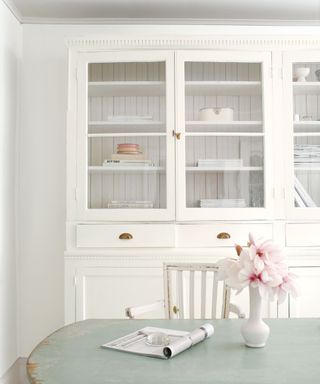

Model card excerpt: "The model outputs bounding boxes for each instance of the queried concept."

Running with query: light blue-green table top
[27,319,320,384]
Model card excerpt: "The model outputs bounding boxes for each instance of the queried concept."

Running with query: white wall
[0,1,22,377]
[20,23,320,356]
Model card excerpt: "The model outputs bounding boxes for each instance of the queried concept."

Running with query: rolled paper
[163,336,192,358]
[163,323,214,358]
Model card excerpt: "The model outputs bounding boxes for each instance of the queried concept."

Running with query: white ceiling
[6,0,320,22]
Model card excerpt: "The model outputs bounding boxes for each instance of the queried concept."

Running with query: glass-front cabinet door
[175,51,273,220]
[283,52,320,219]
[76,51,175,220]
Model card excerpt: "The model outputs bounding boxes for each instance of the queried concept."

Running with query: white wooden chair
[125,263,245,319]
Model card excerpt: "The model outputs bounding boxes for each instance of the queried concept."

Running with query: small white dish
[293,67,310,82]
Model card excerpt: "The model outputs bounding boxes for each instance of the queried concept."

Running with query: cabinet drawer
[76,224,175,248]
[176,223,273,248]
[286,223,320,247]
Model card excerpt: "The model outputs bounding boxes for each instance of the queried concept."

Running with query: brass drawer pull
[119,233,133,240]
[217,232,231,239]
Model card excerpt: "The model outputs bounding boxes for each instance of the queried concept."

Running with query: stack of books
[107,201,154,209]
[117,143,141,155]
[294,144,320,168]
[200,199,246,208]
[103,159,154,167]
[102,143,154,167]
[197,159,243,168]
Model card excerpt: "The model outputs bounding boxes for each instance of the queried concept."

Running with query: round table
[27,318,320,384]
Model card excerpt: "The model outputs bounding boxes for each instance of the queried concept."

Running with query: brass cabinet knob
[119,233,133,240]
[172,305,179,314]
[217,232,231,239]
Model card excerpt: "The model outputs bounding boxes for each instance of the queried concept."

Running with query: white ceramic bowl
[293,67,310,82]
[199,107,233,122]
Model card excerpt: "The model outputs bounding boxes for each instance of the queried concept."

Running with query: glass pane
[294,138,320,208]
[87,61,167,209]
[184,61,264,208]
[293,62,320,208]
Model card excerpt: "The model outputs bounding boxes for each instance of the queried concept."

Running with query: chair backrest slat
[201,270,207,319]
[189,270,195,319]
[211,271,218,319]
[177,270,184,319]
[222,283,231,319]
[163,264,171,319]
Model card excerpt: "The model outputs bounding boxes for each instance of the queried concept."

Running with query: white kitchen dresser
[65,35,320,324]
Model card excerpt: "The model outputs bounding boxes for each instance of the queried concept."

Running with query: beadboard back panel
[293,62,320,207]
[87,61,265,211]
[185,137,264,208]
[88,136,167,209]
[88,62,167,209]
[184,63,262,121]
[183,61,264,210]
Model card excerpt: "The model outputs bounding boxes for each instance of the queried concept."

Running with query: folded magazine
[101,323,214,359]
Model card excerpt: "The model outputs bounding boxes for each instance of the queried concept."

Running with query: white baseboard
[0,358,28,384]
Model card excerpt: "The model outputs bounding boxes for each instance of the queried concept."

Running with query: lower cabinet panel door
[287,267,320,318]
[75,267,164,321]
[253,266,320,319]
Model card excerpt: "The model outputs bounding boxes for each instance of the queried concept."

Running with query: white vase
[240,286,270,348]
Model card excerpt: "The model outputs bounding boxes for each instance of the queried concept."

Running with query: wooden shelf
[293,82,320,95]
[186,166,263,172]
[88,120,166,134]
[185,121,263,134]
[185,81,261,96]
[294,121,320,135]
[186,121,262,127]
[89,166,164,173]
[295,167,320,171]
[294,133,320,137]
[89,120,164,127]
[186,132,264,137]
[88,132,167,138]
[88,81,165,97]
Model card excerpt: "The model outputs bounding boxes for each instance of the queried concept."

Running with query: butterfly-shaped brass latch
[172,130,181,140]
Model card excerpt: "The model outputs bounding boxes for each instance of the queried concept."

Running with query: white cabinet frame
[74,51,176,221]
[175,51,274,221]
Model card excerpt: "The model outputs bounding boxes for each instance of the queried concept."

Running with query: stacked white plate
[294,144,320,168]
[198,159,243,168]
[200,199,246,208]
[107,200,154,209]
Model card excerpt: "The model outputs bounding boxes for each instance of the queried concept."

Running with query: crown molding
[9,16,320,26]
[2,0,22,23]
[65,34,320,50]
